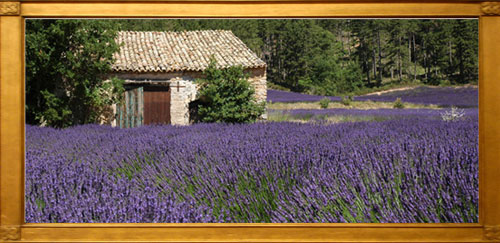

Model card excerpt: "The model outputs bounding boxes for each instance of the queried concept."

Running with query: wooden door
[143,86,171,125]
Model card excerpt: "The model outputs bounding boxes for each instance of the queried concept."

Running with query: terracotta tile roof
[112,30,266,73]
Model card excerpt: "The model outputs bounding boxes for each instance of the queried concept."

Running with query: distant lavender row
[267,86,478,107]
[26,118,478,223]
[356,86,478,107]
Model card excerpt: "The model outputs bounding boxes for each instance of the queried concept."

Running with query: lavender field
[356,86,478,107]
[26,113,478,223]
[267,86,478,107]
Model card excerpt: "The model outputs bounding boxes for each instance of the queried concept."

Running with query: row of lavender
[26,115,478,223]
[267,86,478,107]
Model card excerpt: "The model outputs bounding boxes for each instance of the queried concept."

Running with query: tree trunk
[377,29,383,86]
[408,34,412,79]
[448,39,452,65]
[412,33,417,82]
[398,36,402,82]
[372,49,377,82]
[365,60,371,83]
[423,40,427,81]
[448,39,453,80]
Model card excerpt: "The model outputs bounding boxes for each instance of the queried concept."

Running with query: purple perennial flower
[267,86,478,108]
[26,114,478,223]
[355,86,478,107]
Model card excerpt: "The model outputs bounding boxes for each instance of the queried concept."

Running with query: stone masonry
[247,68,267,104]
[169,78,198,125]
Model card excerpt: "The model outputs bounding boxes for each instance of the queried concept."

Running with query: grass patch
[267,112,313,123]
[324,115,390,123]
[267,112,391,124]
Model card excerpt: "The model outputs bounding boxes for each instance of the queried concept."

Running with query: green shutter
[138,86,144,126]
[116,86,144,128]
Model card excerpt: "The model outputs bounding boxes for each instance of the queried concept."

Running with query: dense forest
[113,19,478,95]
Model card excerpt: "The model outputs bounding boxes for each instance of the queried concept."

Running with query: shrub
[319,97,330,109]
[341,96,352,106]
[393,98,405,109]
[439,79,452,86]
[196,58,265,123]
[441,106,466,122]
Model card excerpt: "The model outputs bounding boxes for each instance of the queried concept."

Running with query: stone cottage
[110,30,267,127]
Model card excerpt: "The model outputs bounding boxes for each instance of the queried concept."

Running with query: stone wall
[247,68,267,104]
[169,78,198,125]
[111,66,266,126]
[247,68,267,119]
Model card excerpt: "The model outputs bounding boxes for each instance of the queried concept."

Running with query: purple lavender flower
[267,86,478,108]
[25,114,478,223]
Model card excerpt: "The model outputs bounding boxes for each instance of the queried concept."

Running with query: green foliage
[451,20,478,84]
[307,54,364,96]
[341,96,352,106]
[439,79,452,86]
[393,98,405,109]
[26,19,123,128]
[195,59,265,123]
[348,19,477,87]
[36,90,72,126]
[267,82,291,91]
[319,98,330,109]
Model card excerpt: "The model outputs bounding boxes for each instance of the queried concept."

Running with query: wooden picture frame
[1,0,499,242]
